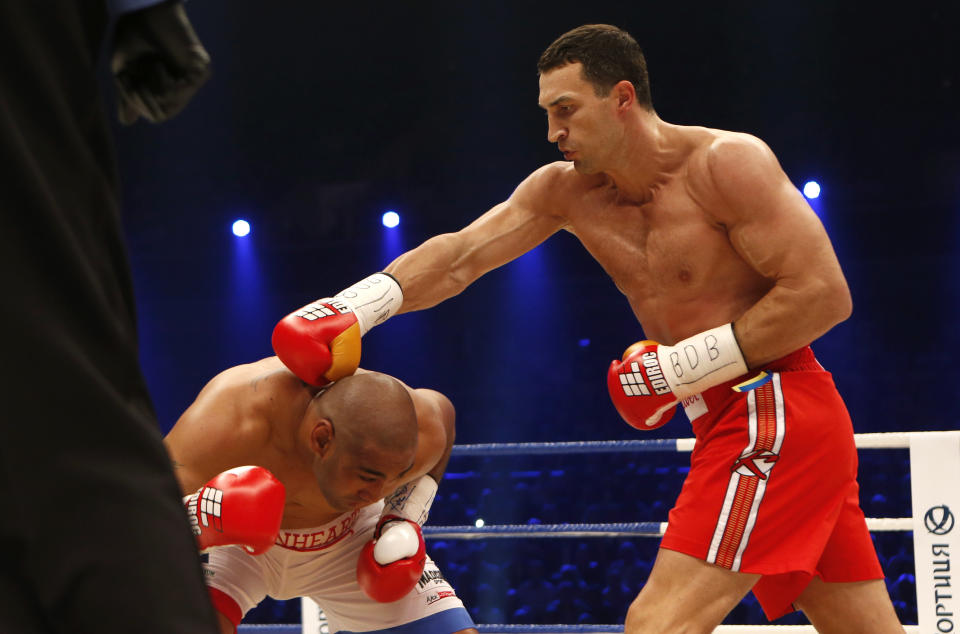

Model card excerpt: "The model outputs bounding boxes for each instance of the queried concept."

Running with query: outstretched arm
[272,165,568,386]
[386,164,568,313]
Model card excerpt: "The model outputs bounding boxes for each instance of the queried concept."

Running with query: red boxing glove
[356,515,426,603]
[184,466,286,555]
[607,340,679,430]
[272,273,403,387]
[608,324,750,430]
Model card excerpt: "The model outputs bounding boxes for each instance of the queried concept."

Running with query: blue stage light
[803,181,821,199]
[232,219,251,237]
[382,211,400,228]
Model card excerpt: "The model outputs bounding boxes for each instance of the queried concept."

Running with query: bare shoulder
[166,357,297,457]
[518,161,607,215]
[200,357,298,413]
[686,129,789,221]
[707,131,777,172]
[409,387,454,424]
[687,130,775,180]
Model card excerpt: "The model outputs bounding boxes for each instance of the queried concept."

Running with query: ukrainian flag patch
[732,370,771,393]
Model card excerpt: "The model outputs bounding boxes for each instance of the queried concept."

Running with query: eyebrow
[359,460,415,480]
[538,95,573,110]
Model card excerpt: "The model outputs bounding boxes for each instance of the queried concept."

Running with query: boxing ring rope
[447,431,916,457]
[238,625,914,633]
[422,516,913,540]
[238,431,958,634]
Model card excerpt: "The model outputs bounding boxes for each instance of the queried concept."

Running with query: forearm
[384,232,474,314]
[733,279,852,368]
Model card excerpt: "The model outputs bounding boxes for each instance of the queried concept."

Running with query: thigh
[795,577,904,634]
[625,548,759,634]
[204,546,272,619]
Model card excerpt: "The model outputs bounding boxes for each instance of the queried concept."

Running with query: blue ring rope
[424,522,665,539]
[451,439,681,456]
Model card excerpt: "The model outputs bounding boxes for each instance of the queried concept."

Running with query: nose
[358,482,383,503]
[547,117,566,144]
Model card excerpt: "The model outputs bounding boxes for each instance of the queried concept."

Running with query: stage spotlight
[232,219,251,237]
[803,181,821,199]
[475,518,485,528]
[382,211,400,228]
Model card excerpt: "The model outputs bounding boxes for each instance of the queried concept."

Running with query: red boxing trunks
[661,346,884,620]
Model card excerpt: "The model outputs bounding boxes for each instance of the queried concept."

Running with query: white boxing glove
[373,520,422,564]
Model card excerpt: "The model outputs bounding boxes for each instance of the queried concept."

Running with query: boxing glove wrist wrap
[658,323,748,400]
[332,272,403,335]
[382,474,438,527]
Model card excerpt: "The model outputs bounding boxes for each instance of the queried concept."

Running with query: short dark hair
[538,24,653,111]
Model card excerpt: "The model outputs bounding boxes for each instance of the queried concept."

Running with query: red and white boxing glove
[356,474,439,602]
[184,465,286,555]
[356,515,427,603]
[271,273,403,387]
[608,323,749,430]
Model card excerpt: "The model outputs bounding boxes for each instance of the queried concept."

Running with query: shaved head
[313,372,418,454]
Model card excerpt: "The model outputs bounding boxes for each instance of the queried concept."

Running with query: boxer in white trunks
[164,356,478,634]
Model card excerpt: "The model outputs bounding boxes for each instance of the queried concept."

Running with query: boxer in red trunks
[658,346,883,621]
[268,24,904,633]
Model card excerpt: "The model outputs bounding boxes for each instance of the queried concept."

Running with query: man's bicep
[458,200,562,276]
[709,138,842,282]
[385,167,565,311]
[454,169,566,277]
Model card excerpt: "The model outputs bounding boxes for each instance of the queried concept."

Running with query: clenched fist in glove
[272,273,403,386]
[184,465,285,555]
[356,516,427,603]
[111,1,211,125]
[608,323,749,430]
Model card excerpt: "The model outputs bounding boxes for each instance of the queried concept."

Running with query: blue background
[110,1,958,627]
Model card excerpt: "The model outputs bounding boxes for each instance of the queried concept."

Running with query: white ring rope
[449,432,915,457]
[423,517,912,540]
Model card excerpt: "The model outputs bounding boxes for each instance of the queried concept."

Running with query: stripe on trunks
[707,374,785,571]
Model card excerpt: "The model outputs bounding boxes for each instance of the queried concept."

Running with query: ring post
[909,431,960,633]
[300,597,328,634]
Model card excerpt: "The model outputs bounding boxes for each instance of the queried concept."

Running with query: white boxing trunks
[204,501,474,633]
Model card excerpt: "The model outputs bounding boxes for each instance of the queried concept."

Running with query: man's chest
[567,188,731,295]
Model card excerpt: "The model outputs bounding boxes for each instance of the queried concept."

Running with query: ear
[310,419,334,458]
[612,80,636,113]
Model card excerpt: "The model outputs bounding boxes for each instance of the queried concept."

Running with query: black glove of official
[111,0,211,125]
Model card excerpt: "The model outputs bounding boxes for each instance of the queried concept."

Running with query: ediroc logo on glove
[607,323,748,430]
